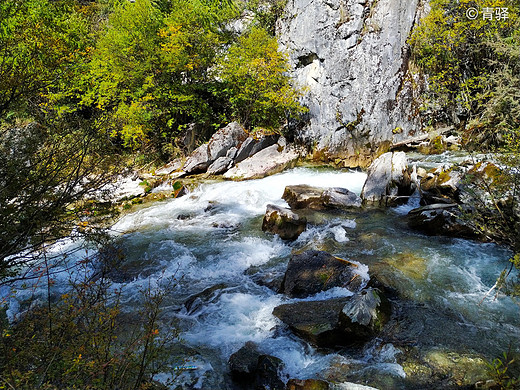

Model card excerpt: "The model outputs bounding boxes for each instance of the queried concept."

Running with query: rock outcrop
[278,0,425,160]
[280,250,362,298]
[361,151,413,205]
[262,204,307,240]
[224,143,299,180]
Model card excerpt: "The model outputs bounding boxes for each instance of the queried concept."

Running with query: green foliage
[409,0,520,148]
[486,350,520,389]
[217,26,306,130]
[0,0,90,117]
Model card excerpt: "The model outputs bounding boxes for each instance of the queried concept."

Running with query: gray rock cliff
[278,0,427,162]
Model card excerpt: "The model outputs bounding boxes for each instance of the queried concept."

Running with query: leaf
[342,288,381,326]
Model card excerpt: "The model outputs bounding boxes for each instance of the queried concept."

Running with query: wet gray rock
[207,156,233,175]
[361,152,413,206]
[182,143,211,174]
[283,185,326,210]
[407,203,480,239]
[322,187,362,209]
[283,185,361,210]
[207,122,248,161]
[262,204,307,240]
[272,289,391,347]
[280,250,361,298]
[278,0,425,158]
[273,297,349,347]
[224,144,299,180]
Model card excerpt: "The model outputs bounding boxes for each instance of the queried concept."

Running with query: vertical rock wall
[278,0,427,165]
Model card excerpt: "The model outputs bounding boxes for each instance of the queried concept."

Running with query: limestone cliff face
[278,0,427,163]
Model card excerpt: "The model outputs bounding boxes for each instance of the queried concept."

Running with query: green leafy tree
[409,0,519,148]
[0,0,90,118]
[217,26,306,130]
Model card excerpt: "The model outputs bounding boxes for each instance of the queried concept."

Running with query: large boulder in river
[283,185,326,209]
[420,166,463,205]
[322,187,362,209]
[407,203,480,239]
[361,152,413,206]
[273,289,390,347]
[283,185,362,210]
[280,250,362,298]
[224,143,299,180]
[207,121,248,161]
[262,204,307,240]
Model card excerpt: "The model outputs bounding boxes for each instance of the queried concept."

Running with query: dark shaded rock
[229,341,261,380]
[273,289,391,347]
[207,156,233,175]
[228,342,285,390]
[322,187,361,209]
[262,204,307,240]
[407,203,479,239]
[272,298,349,347]
[182,144,210,174]
[183,283,227,314]
[280,250,361,298]
[251,271,285,292]
[256,355,285,390]
[361,152,413,206]
[286,379,330,390]
[249,134,279,156]
[208,122,248,161]
[235,136,256,163]
[283,185,326,210]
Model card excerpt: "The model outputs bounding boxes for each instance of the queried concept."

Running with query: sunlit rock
[262,204,307,240]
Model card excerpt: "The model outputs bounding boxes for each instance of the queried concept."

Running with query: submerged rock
[361,152,413,206]
[224,144,299,180]
[407,203,479,239]
[280,250,361,298]
[228,341,262,380]
[183,283,228,315]
[262,204,307,240]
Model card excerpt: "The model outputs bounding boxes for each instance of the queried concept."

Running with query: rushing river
[3,164,519,389]
[107,165,520,389]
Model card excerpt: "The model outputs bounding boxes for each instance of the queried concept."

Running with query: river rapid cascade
[4,162,520,389]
